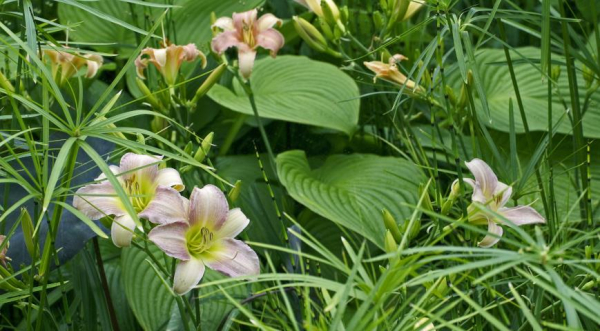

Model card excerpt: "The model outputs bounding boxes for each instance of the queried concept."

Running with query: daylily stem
[93,237,121,331]
[240,78,277,172]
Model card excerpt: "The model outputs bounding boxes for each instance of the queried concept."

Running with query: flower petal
[138,186,188,224]
[499,205,546,226]
[211,30,242,55]
[237,48,257,79]
[256,29,285,57]
[493,181,512,209]
[155,168,184,192]
[212,17,234,31]
[153,48,167,68]
[95,165,121,181]
[478,220,503,248]
[465,159,498,201]
[173,258,205,295]
[73,181,124,220]
[84,54,103,78]
[232,9,257,32]
[111,214,137,247]
[119,153,162,183]
[257,13,282,31]
[217,208,249,239]
[135,57,148,79]
[148,221,191,260]
[189,185,229,229]
[204,238,260,277]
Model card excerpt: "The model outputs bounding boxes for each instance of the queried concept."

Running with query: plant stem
[93,237,120,331]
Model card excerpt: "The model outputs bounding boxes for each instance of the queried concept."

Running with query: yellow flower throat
[186,226,215,258]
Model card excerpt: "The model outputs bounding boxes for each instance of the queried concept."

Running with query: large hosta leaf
[122,245,175,330]
[448,47,600,138]
[276,151,424,248]
[208,56,360,135]
[57,0,262,56]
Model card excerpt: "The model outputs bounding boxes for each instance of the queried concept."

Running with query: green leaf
[448,47,600,138]
[197,269,249,331]
[121,245,175,331]
[276,151,424,248]
[57,0,263,57]
[209,56,360,135]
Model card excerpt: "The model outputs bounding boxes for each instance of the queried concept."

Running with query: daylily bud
[551,65,561,81]
[151,116,167,134]
[382,208,402,242]
[195,132,214,163]
[19,208,37,259]
[319,19,335,41]
[400,218,421,241]
[583,64,595,88]
[136,133,145,145]
[445,85,457,106]
[419,184,434,212]
[0,235,9,267]
[135,78,161,109]
[228,180,242,202]
[414,318,436,331]
[0,70,15,93]
[322,0,341,26]
[192,63,227,105]
[184,141,193,155]
[373,11,384,29]
[340,6,349,24]
[293,16,329,53]
[384,230,398,255]
[585,245,592,260]
[457,83,469,109]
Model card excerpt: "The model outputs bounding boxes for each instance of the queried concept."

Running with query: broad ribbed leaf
[208,56,360,135]
[122,245,175,331]
[448,47,600,138]
[276,151,424,248]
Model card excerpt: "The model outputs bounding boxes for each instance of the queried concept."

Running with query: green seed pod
[585,245,592,260]
[19,208,37,259]
[419,184,434,212]
[136,133,145,145]
[228,180,242,202]
[382,208,402,242]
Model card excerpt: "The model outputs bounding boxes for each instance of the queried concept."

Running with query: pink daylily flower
[73,153,186,248]
[42,46,103,86]
[211,9,285,79]
[148,184,260,295]
[457,158,546,247]
[364,54,421,90]
[135,42,207,85]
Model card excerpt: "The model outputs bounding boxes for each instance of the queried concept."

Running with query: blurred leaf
[448,47,600,138]
[122,245,175,330]
[276,150,424,248]
[198,269,249,330]
[209,56,360,135]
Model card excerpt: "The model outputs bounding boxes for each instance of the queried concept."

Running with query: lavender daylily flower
[148,184,260,295]
[135,42,207,86]
[211,9,285,79]
[457,158,546,247]
[73,153,186,248]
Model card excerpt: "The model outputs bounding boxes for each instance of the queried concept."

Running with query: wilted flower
[457,158,546,247]
[73,153,186,247]
[135,42,207,86]
[211,9,284,79]
[41,46,103,86]
[364,54,420,90]
[148,184,260,295]
[0,235,9,267]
